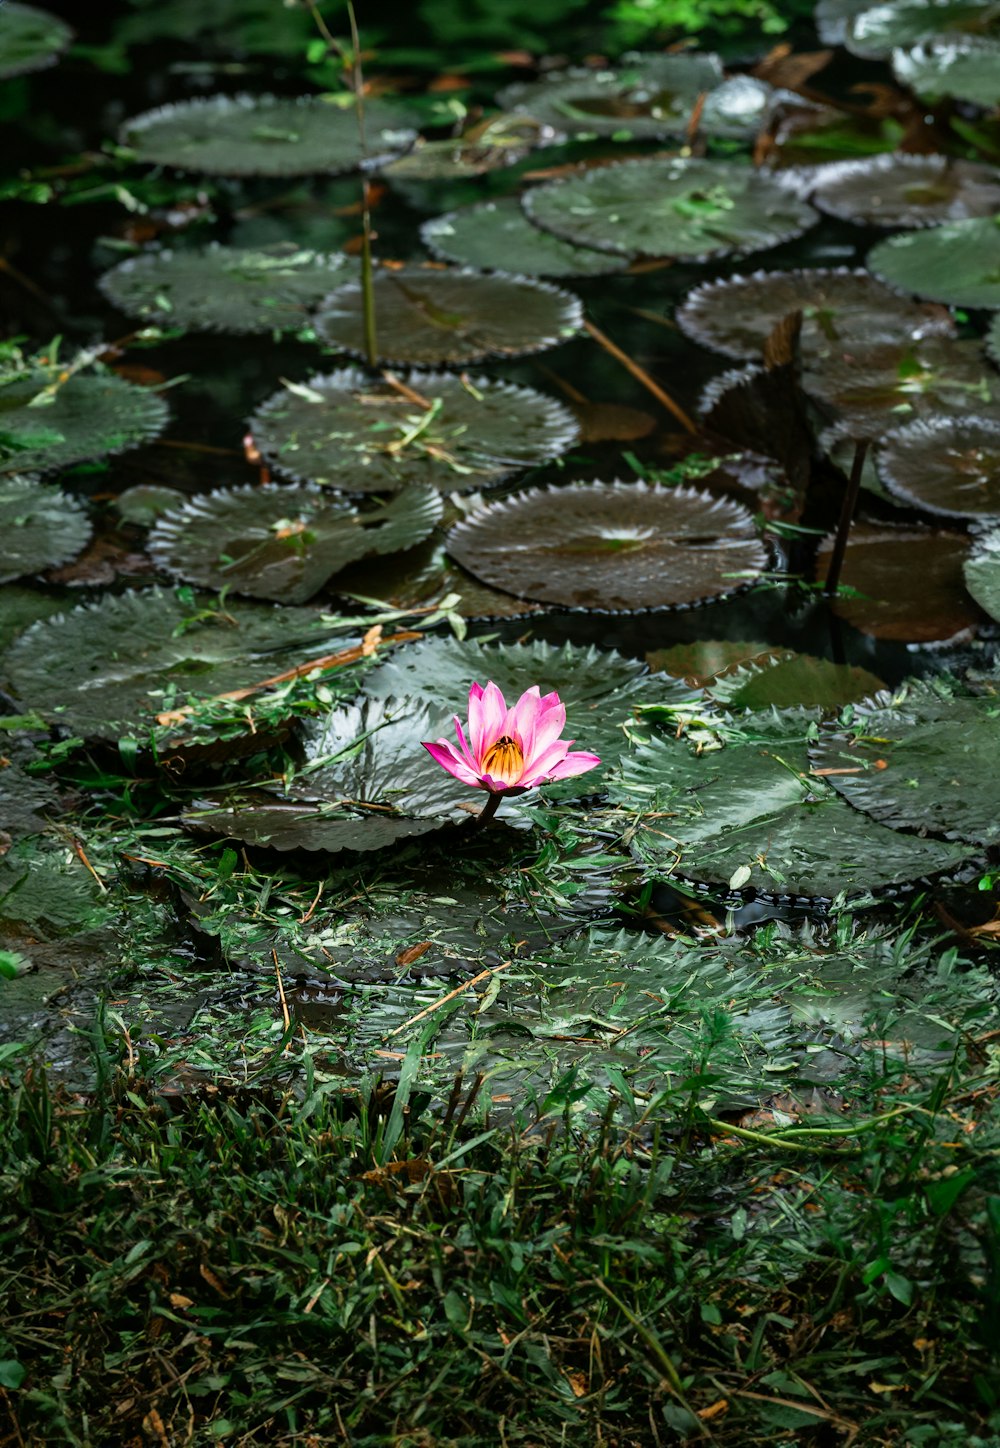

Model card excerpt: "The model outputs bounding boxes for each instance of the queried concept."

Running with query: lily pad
[446,480,768,612]
[0,3,73,78]
[114,484,187,526]
[706,652,887,709]
[496,54,775,141]
[0,367,169,476]
[809,684,1000,845]
[676,267,955,362]
[842,0,1000,59]
[868,217,1000,310]
[99,244,349,335]
[184,696,480,853]
[0,476,91,583]
[647,639,778,683]
[963,524,1000,621]
[523,157,816,261]
[805,337,996,439]
[2,588,345,739]
[0,740,59,843]
[313,266,583,366]
[815,523,978,641]
[148,484,442,603]
[120,93,417,178]
[815,0,877,46]
[248,369,579,495]
[988,313,1000,367]
[876,416,1000,519]
[612,712,973,901]
[893,35,1000,107]
[421,199,629,278]
[382,115,564,182]
[0,584,65,653]
[331,538,547,620]
[807,154,1000,228]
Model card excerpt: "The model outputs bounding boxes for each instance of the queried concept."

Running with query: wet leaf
[0,367,169,476]
[100,244,349,335]
[446,480,768,612]
[421,198,629,278]
[807,154,1000,228]
[524,157,817,261]
[248,368,579,494]
[677,266,955,362]
[815,523,978,641]
[612,711,973,900]
[842,0,1000,59]
[809,683,1000,845]
[382,115,562,181]
[962,523,1000,621]
[0,3,72,79]
[120,94,418,177]
[313,266,583,366]
[148,484,442,603]
[893,35,1000,107]
[706,652,887,709]
[331,537,546,620]
[868,216,1000,310]
[876,415,1000,519]
[0,476,91,583]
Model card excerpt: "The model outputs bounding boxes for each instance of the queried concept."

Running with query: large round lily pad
[524,157,817,261]
[676,267,954,362]
[2,588,344,739]
[843,0,1000,59]
[0,476,91,583]
[496,54,775,142]
[314,266,583,366]
[0,3,73,77]
[868,217,1000,310]
[330,538,546,620]
[0,367,169,476]
[705,652,887,710]
[184,696,484,854]
[612,713,973,901]
[247,369,579,494]
[807,154,1000,228]
[99,244,348,335]
[893,36,1000,107]
[809,686,1000,846]
[815,523,978,641]
[446,480,768,612]
[876,415,1000,519]
[148,484,442,603]
[963,524,1000,621]
[805,337,997,439]
[120,93,417,177]
[421,199,629,278]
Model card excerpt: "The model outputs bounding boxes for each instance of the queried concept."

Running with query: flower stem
[472,791,503,829]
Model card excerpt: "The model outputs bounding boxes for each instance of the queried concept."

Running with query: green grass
[2,1015,999,1447]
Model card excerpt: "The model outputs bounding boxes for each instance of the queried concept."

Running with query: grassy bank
[2,1025,999,1447]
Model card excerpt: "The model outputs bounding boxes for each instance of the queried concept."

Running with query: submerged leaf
[247,368,579,493]
[816,523,978,641]
[100,244,348,335]
[706,652,887,709]
[0,476,91,583]
[446,480,768,612]
[524,157,816,261]
[120,93,417,177]
[148,484,442,603]
[313,266,583,366]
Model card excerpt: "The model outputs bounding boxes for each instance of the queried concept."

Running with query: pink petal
[423,739,482,789]
[544,749,601,781]
[453,717,478,771]
[508,685,542,757]
[478,769,512,793]
[517,738,570,787]
[524,691,567,764]
[468,680,507,762]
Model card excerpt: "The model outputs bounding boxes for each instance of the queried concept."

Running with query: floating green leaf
[149,484,442,603]
[421,199,629,278]
[0,476,91,583]
[248,369,579,494]
[99,244,348,335]
[314,266,583,366]
[676,266,954,362]
[523,157,816,261]
[868,217,1000,309]
[706,652,887,709]
[806,337,996,438]
[2,588,344,739]
[120,93,418,177]
[807,154,1000,228]
[876,415,1000,519]
[446,480,768,612]
[331,538,547,620]
[963,524,1000,621]
[381,115,561,182]
[809,684,1000,845]
[842,0,1000,59]
[0,367,169,476]
[0,3,73,79]
[612,712,973,900]
[893,35,1000,106]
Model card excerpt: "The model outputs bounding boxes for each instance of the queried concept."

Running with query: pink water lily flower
[423,682,601,801]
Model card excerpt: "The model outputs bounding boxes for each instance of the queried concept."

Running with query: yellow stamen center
[481,734,524,786]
